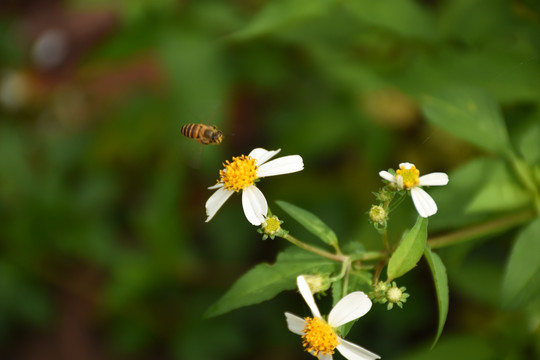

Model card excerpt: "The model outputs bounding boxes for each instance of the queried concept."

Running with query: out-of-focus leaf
[394,46,540,104]
[428,158,528,231]
[0,21,24,65]
[344,0,435,41]
[423,246,449,348]
[397,46,540,103]
[204,247,338,317]
[276,200,338,247]
[519,119,540,165]
[0,260,52,326]
[421,86,511,155]
[158,30,227,122]
[466,161,531,213]
[437,0,510,44]
[501,218,540,309]
[446,255,505,308]
[397,334,495,360]
[226,0,331,41]
[387,216,428,281]
[0,125,33,200]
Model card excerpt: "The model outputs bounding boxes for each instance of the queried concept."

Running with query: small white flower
[285,276,380,360]
[379,162,449,218]
[205,148,303,225]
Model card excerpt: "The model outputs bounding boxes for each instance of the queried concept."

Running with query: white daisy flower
[285,276,380,360]
[205,148,303,226]
[379,162,449,218]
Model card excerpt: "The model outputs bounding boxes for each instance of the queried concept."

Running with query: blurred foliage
[0,0,539,359]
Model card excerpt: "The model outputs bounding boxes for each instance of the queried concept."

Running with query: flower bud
[369,205,387,224]
[302,274,331,295]
[385,282,409,310]
[259,215,286,240]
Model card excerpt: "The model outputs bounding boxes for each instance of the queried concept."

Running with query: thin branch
[428,208,536,250]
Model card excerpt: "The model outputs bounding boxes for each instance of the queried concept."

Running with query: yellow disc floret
[219,155,259,191]
[396,164,420,189]
[302,317,340,356]
[262,216,281,235]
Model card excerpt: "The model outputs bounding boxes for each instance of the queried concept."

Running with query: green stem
[282,233,347,262]
[381,230,389,253]
[358,251,386,261]
[509,153,540,213]
[342,261,351,297]
[428,208,536,250]
[388,192,406,214]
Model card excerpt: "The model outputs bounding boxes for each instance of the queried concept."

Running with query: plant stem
[381,230,389,252]
[282,233,347,262]
[428,208,536,249]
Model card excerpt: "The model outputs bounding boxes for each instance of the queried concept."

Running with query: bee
[181,123,223,145]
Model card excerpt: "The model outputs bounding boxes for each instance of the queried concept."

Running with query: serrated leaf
[421,86,511,155]
[276,200,338,247]
[501,218,540,310]
[226,0,330,41]
[387,216,428,281]
[424,245,449,348]
[204,247,338,318]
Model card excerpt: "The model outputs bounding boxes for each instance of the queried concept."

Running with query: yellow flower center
[301,317,339,356]
[219,155,259,191]
[396,164,420,189]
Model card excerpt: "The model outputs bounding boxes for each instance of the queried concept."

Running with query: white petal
[379,171,396,183]
[297,275,322,318]
[396,175,404,189]
[285,312,305,335]
[205,186,234,222]
[319,354,333,360]
[411,186,437,217]
[419,172,449,187]
[258,155,304,177]
[399,162,415,169]
[208,182,223,190]
[249,148,281,166]
[241,186,268,225]
[337,337,380,360]
[328,292,372,328]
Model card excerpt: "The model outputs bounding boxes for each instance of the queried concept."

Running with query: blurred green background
[1,0,539,359]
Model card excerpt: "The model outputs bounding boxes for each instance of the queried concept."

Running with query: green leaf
[438,0,510,45]
[424,245,449,348]
[466,160,532,213]
[519,119,540,165]
[421,86,511,155]
[276,200,338,247]
[344,0,436,41]
[226,0,330,41]
[204,247,338,317]
[501,218,540,309]
[387,216,428,281]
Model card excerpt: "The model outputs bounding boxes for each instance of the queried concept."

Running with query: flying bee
[181,123,223,145]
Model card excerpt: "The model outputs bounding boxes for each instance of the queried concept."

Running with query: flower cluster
[203,149,450,359]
